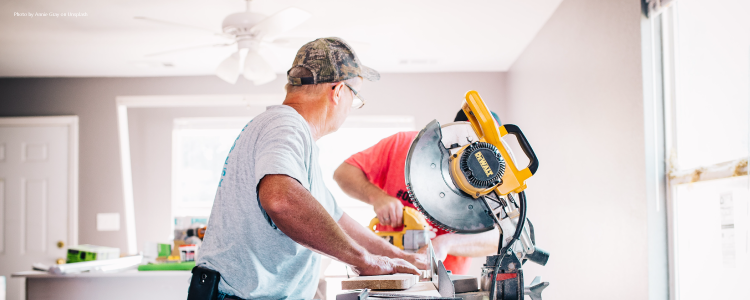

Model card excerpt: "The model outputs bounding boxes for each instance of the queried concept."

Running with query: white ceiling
[0,0,563,77]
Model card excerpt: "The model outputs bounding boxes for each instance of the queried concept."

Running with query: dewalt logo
[475,152,494,177]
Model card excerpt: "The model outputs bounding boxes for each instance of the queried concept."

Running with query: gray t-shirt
[197,105,343,299]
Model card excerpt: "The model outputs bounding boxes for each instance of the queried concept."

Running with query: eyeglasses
[343,82,366,109]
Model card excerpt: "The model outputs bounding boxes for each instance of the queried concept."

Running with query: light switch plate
[97,213,120,231]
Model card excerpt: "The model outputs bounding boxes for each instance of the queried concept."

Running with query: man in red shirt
[334,110,502,275]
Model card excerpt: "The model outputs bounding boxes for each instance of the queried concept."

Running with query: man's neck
[283,94,330,141]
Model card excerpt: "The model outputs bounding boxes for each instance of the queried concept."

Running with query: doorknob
[56,258,66,265]
[57,240,65,249]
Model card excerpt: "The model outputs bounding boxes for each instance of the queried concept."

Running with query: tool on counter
[180,244,199,262]
[143,242,173,262]
[369,206,431,252]
[66,244,120,263]
[405,90,550,300]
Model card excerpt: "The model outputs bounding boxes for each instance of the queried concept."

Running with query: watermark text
[13,12,88,18]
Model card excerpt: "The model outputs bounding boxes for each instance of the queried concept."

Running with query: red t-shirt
[345,131,471,275]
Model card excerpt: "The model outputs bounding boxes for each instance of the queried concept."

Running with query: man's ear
[331,82,345,105]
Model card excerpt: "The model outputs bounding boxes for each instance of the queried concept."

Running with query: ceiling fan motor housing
[450,141,506,198]
[222,12,267,37]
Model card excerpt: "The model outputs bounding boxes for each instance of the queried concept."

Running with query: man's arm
[334,162,404,227]
[337,212,428,270]
[258,174,419,276]
[429,229,501,261]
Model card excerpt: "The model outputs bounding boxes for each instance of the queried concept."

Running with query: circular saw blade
[405,120,495,233]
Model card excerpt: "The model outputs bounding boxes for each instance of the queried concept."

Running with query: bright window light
[172,117,252,218]
[673,177,749,300]
[673,0,749,170]
[668,1,750,299]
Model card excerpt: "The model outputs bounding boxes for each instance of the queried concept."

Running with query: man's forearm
[333,162,389,204]
[435,228,500,258]
[258,175,369,266]
[334,162,405,227]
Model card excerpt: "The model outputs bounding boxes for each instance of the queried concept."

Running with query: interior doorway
[0,116,79,300]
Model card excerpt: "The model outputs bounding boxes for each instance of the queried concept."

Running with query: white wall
[503,0,647,299]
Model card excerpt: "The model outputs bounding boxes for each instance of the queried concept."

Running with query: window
[172,117,252,218]
[660,1,750,299]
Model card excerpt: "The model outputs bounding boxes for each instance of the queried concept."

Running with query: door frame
[0,116,79,247]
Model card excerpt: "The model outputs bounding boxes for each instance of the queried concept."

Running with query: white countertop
[12,270,191,279]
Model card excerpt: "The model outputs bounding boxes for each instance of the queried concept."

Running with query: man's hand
[403,251,429,270]
[373,196,404,227]
[334,162,405,227]
[352,254,420,276]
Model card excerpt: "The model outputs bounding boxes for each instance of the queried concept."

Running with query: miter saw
[405,91,551,300]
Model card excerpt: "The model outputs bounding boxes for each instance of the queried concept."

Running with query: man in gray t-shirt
[197,38,426,299]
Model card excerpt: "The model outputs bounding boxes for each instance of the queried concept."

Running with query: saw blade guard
[405,120,496,233]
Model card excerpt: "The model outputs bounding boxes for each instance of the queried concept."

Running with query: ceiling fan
[135,0,311,85]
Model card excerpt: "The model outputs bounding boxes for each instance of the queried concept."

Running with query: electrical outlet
[97,213,120,231]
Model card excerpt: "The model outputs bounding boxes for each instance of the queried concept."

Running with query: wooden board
[341,274,419,290]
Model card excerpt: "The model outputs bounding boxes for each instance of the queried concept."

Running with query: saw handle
[462,91,502,146]
[369,217,404,232]
[463,90,538,194]
[500,124,539,175]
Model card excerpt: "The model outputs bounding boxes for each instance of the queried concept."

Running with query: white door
[0,117,78,300]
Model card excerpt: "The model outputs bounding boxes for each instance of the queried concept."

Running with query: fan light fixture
[136,0,311,85]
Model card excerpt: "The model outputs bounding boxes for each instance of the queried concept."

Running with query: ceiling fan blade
[144,43,235,57]
[134,16,223,35]
[243,50,277,85]
[216,51,241,84]
[249,7,311,41]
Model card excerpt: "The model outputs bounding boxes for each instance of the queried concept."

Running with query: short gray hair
[285,67,330,95]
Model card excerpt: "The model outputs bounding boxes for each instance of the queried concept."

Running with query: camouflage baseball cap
[287,37,380,86]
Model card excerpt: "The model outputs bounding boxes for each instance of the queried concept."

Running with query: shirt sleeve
[344,132,403,189]
[254,123,311,189]
[254,121,311,228]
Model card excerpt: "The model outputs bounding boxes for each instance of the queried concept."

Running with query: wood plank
[341,274,419,290]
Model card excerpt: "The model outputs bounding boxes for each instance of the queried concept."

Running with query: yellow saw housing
[451,91,539,198]
[369,206,430,252]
